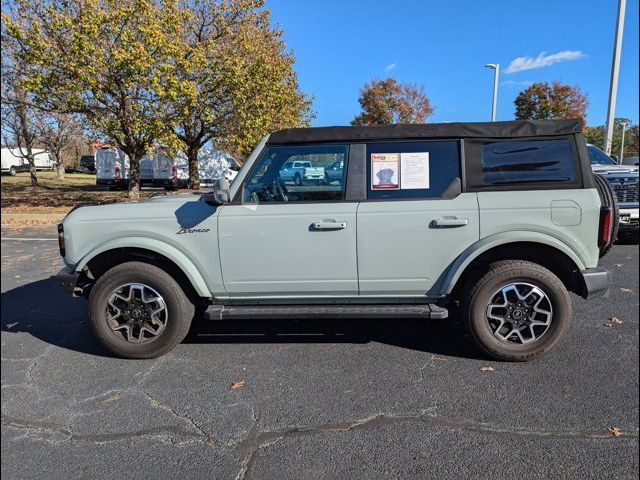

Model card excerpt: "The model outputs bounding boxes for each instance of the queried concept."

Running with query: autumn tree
[170,0,313,188]
[351,78,433,126]
[514,81,588,124]
[1,42,40,186]
[35,113,84,179]
[2,0,187,198]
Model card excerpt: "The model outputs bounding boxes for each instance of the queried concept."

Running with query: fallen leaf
[101,395,120,404]
[603,323,612,328]
[132,371,144,377]
[231,380,246,390]
[609,427,622,437]
[611,317,623,324]
[619,288,633,293]
[614,264,623,267]
[481,367,495,372]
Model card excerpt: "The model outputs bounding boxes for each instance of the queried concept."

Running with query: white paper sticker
[400,152,429,189]
[371,153,400,189]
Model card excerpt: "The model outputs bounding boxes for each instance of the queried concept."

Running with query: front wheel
[88,262,194,358]
[463,260,571,362]
[9,166,17,176]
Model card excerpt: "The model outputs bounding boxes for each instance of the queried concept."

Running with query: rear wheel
[9,166,17,176]
[88,262,194,358]
[593,173,620,257]
[463,260,571,361]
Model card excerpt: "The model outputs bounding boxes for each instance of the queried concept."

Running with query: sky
[267,0,640,127]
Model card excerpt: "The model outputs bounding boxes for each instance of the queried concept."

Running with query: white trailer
[152,148,238,189]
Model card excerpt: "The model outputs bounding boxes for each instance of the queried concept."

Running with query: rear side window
[366,141,460,199]
[480,139,576,185]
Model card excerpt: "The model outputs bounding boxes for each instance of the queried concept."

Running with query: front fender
[75,237,211,298]
[429,231,587,296]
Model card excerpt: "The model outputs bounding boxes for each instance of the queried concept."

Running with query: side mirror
[610,154,619,163]
[202,178,230,205]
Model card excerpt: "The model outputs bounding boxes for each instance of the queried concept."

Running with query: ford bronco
[56,119,615,360]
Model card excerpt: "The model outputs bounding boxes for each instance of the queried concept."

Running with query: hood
[63,193,208,223]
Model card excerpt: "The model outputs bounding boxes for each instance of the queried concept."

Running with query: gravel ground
[1,226,638,479]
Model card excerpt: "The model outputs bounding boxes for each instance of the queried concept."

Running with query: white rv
[152,148,238,189]
[1,148,53,175]
[95,146,153,189]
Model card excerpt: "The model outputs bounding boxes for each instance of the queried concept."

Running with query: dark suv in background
[80,155,95,173]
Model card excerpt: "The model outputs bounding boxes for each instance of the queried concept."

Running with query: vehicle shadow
[0,277,482,360]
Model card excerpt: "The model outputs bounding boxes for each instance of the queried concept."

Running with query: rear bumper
[580,268,612,300]
[55,266,80,294]
[618,207,639,231]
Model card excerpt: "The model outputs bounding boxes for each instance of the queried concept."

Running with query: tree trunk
[28,158,38,187]
[187,146,200,190]
[57,163,65,179]
[128,154,141,199]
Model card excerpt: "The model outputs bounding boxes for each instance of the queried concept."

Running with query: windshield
[587,145,616,165]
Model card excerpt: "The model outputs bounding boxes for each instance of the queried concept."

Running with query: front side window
[481,139,576,185]
[242,144,348,203]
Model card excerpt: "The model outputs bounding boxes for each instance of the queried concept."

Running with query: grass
[1,171,157,225]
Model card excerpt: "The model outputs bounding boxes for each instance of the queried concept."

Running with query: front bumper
[55,266,80,295]
[580,268,612,300]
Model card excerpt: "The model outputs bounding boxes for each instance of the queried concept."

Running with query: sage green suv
[56,119,615,360]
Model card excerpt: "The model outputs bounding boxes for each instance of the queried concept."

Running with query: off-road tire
[593,173,620,257]
[88,261,194,359]
[463,260,571,362]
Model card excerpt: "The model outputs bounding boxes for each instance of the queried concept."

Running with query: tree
[514,81,588,124]
[2,0,187,198]
[351,78,433,126]
[584,118,639,159]
[1,44,40,186]
[170,0,313,187]
[35,113,84,179]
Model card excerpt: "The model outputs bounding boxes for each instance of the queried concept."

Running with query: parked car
[152,148,237,189]
[80,155,96,173]
[279,160,325,185]
[623,156,639,166]
[56,119,614,361]
[95,147,153,189]
[587,144,639,233]
[324,159,345,184]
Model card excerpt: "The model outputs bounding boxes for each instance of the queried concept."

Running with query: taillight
[171,165,177,182]
[598,206,613,252]
[57,223,65,257]
[114,165,121,181]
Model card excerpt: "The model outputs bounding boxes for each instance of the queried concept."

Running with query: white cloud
[504,50,585,74]
[383,62,397,72]
[501,80,534,87]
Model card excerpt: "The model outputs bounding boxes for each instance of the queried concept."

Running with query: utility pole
[604,0,627,155]
[485,64,499,122]
[619,120,629,162]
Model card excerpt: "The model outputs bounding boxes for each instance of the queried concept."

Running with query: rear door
[356,140,480,297]
[218,144,358,298]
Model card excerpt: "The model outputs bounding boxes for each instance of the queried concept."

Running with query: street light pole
[485,64,499,122]
[619,120,628,162]
[604,0,627,155]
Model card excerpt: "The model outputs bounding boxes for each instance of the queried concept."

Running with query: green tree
[351,78,433,126]
[584,118,639,159]
[2,0,187,198]
[514,81,588,124]
[170,0,313,188]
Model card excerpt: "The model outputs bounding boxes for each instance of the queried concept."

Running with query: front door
[218,143,357,298]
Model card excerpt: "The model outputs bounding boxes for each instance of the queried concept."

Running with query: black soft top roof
[267,119,582,145]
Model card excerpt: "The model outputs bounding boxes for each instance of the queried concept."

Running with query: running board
[204,304,448,321]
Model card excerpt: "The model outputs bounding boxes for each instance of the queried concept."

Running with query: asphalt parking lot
[1,226,638,479]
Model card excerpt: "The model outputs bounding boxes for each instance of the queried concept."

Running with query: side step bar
[204,304,448,321]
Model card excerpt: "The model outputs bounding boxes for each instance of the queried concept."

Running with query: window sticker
[371,153,399,189]
[400,152,430,189]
